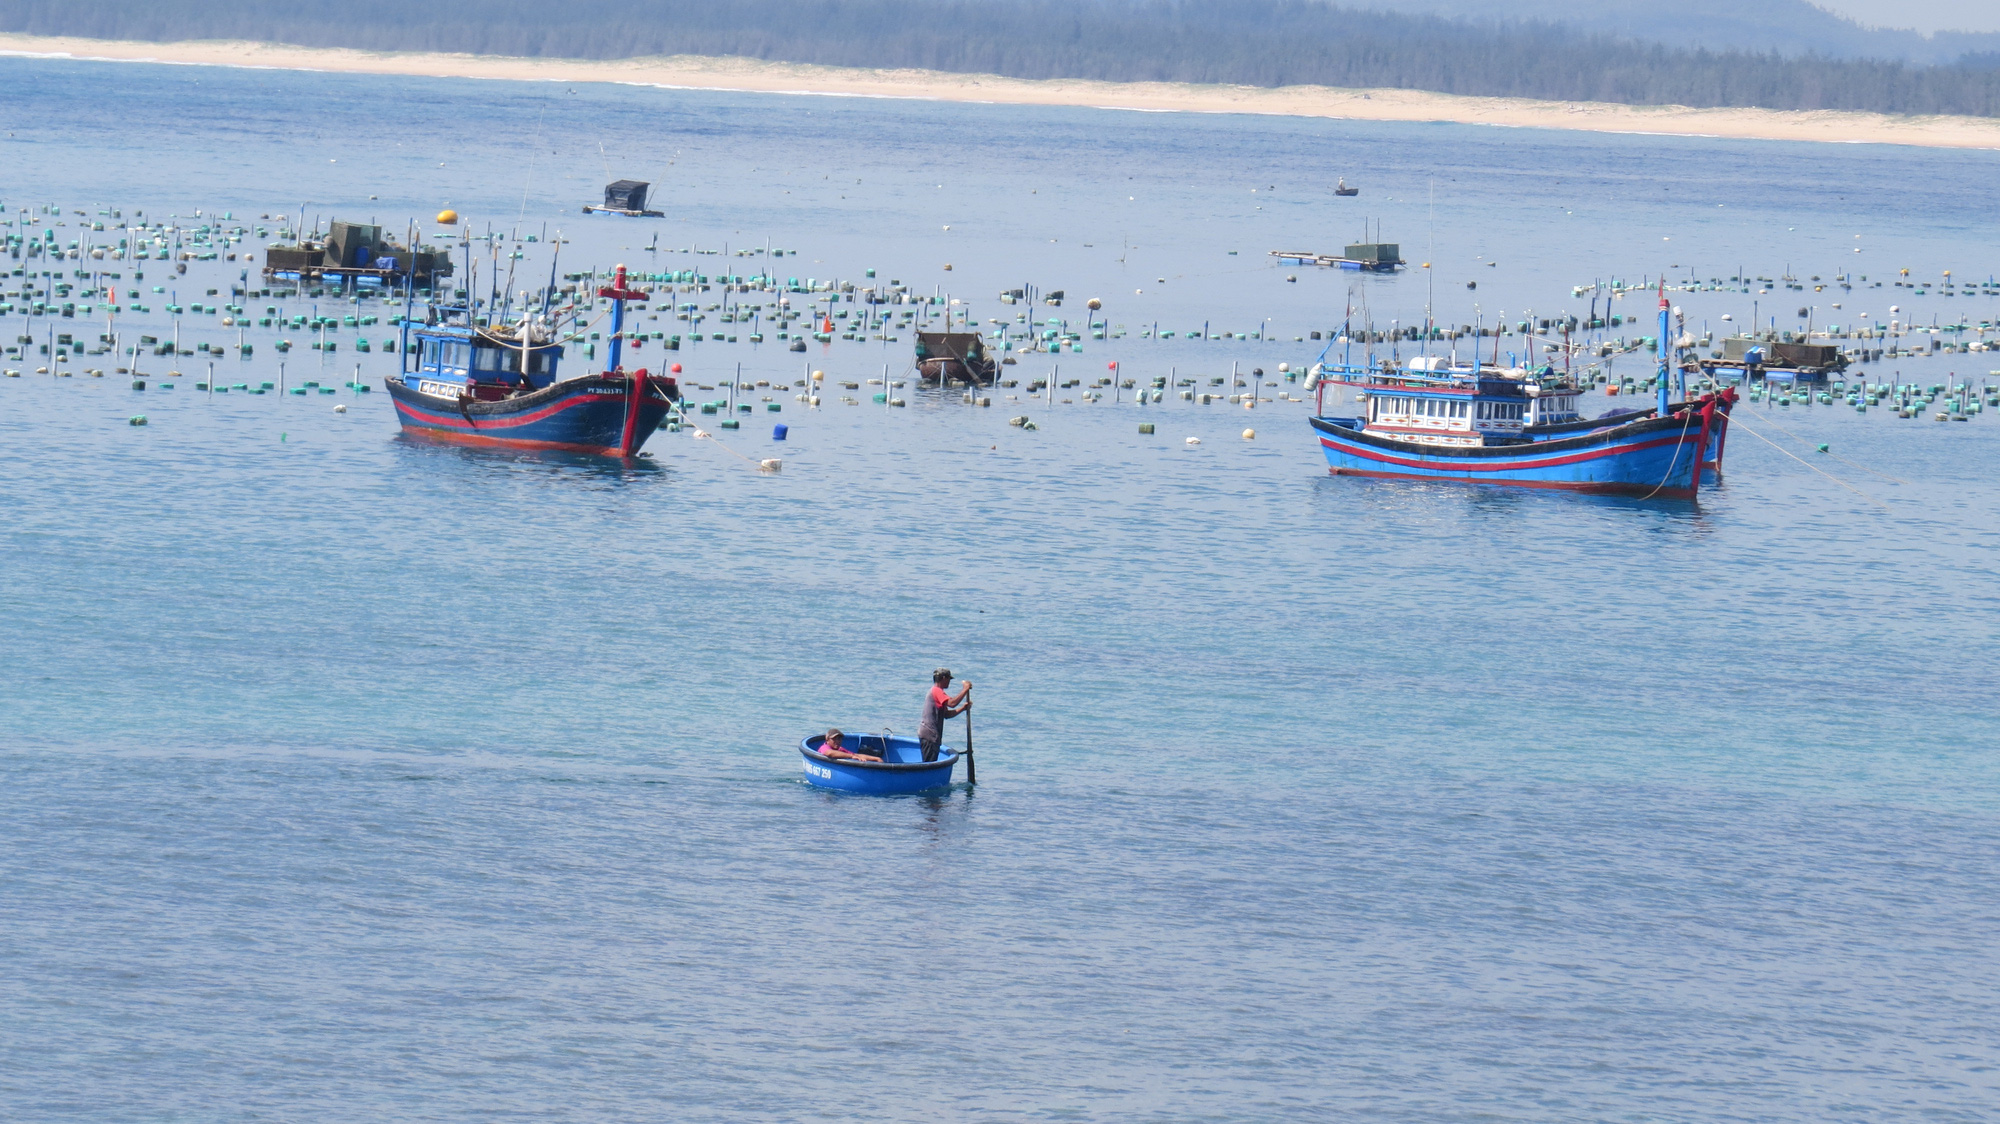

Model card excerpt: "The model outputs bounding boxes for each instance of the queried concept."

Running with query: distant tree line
[8,0,2000,118]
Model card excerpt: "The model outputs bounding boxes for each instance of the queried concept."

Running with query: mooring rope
[689,428,781,472]
[1735,408,1911,486]
[1637,408,1699,501]
[1722,411,1892,511]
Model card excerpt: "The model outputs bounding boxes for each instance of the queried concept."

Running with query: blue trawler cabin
[407,322,565,402]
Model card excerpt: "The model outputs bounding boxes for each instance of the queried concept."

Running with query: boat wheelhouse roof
[1361,371,1532,398]
[406,320,560,351]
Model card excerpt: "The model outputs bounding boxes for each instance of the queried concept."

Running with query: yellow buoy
[437,209,460,225]
[1242,428,1256,439]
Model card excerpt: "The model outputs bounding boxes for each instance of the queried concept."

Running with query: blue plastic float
[799,733,961,795]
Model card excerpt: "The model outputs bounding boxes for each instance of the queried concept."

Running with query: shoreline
[8,33,2000,150]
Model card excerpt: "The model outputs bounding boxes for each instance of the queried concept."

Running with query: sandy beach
[7,32,2000,151]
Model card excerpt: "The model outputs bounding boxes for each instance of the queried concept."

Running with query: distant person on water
[818,728,880,763]
[918,669,972,763]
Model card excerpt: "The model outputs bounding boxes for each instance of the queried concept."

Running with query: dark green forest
[7,0,2000,117]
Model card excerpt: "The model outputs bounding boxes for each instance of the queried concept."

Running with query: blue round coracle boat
[799,733,962,795]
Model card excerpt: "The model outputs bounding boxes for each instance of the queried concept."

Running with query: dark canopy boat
[914,331,996,384]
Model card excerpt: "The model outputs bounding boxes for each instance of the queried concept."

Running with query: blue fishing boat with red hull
[1306,291,1735,499]
[385,264,680,456]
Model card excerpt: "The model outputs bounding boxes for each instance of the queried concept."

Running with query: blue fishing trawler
[1306,295,1734,499]
[385,264,680,456]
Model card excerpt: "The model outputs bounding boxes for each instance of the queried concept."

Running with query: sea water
[1,56,1998,1121]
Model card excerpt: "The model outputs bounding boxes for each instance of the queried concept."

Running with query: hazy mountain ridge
[1345,0,2000,64]
[5,0,2000,115]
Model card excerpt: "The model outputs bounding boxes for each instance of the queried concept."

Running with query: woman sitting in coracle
[818,728,881,762]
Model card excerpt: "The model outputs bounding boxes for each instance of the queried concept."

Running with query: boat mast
[1657,281,1671,416]
[400,218,419,380]
[598,262,648,375]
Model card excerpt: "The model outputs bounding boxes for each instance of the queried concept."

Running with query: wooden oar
[963,699,977,785]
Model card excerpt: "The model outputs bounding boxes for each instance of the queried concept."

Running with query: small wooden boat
[799,733,962,795]
[1334,178,1359,196]
[582,179,666,218]
[914,331,996,384]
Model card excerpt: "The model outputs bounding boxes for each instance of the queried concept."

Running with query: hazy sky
[1806,0,2000,33]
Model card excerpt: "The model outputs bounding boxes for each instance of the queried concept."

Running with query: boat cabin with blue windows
[1524,385,1584,427]
[403,319,564,402]
[1322,357,1590,447]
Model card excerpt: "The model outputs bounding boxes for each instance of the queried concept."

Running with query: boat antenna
[400,217,416,377]
[541,230,562,318]
[1342,290,1353,369]
[1425,179,1434,362]
[462,223,473,327]
[500,239,519,319]
[516,104,546,238]
[488,233,502,318]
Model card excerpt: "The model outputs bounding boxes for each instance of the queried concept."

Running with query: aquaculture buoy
[1242,428,1256,439]
[773,424,788,440]
[437,209,459,225]
[128,415,147,426]
[1185,436,1201,445]
[1087,298,1102,311]
[1138,422,1155,434]
[333,404,347,413]
[811,369,824,381]
[760,458,782,472]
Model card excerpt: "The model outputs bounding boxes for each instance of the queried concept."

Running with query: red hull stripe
[1317,429,1697,474]
[393,393,605,431]
[1326,466,1693,499]
[398,427,624,456]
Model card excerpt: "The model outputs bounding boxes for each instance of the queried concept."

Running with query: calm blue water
[3,55,1999,1121]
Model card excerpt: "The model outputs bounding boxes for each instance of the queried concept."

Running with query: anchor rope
[689,427,777,472]
[1636,408,1699,501]
[1721,411,1893,510]
[1737,407,1911,486]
